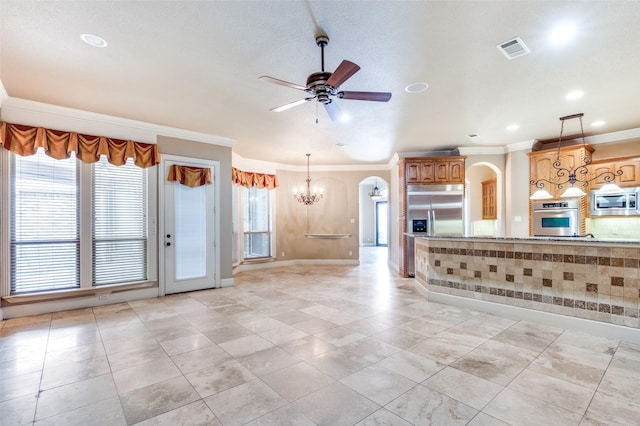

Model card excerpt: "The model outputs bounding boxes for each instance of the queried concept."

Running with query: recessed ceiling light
[506,124,519,131]
[565,90,584,100]
[405,82,429,93]
[80,33,108,48]
[336,142,347,148]
[591,120,606,127]
[548,23,576,45]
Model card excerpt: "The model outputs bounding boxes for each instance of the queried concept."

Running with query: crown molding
[585,127,640,145]
[0,96,234,147]
[458,146,506,155]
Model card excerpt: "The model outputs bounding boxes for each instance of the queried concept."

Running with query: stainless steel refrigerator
[406,184,464,276]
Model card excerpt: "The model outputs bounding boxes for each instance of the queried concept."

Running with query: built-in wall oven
[533,199,579,237]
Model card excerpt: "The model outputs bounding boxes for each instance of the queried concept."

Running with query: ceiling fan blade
[270,98,313,112]
[338,91,392,102]
[259,76,308,91]
[326,60,360,88]
[323,100,342,121]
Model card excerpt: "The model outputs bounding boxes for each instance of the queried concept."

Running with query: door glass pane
[174,182,206,280]
[376,201,388,246]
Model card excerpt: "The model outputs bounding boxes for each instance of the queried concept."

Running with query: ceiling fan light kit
[259,33,392,121]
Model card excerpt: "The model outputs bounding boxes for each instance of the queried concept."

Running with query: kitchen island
[413,235,640,341]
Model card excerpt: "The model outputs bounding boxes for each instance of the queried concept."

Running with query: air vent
[497,37,530,60]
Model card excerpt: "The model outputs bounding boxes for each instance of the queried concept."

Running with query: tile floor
[1,247,640,425]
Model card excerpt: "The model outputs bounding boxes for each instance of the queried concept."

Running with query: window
[242,186,271,259]
[7,149,149,294]
[93,157,147,285]
[10,150,79,293]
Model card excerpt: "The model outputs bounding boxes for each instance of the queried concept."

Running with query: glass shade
[596,182,622,195]
[530,188,553,200]
[560,186,587,198]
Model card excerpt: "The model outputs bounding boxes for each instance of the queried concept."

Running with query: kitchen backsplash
[586,217,640,239]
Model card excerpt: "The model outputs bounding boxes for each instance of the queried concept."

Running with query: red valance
[167,165,212,187]
[0,121,159,168]
[232,167,279,190]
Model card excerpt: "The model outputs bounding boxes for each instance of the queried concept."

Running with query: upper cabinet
[588,156,640,188]
[528,145,594,199]
[404,157,465,185]
[481,179,497,220]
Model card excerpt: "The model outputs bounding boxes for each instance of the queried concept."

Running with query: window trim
[0,149,158,299]
[241,185,274,261]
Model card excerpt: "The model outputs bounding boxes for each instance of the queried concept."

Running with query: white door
[161,157,218,294]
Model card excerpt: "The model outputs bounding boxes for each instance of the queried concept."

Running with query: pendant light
[369,179,382,201]
[530,113,623,199]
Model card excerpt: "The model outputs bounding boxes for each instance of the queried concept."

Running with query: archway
[466,162,503,237]
[358,176,389,247]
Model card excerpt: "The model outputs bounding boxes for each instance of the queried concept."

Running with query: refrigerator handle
[431,209,436,234]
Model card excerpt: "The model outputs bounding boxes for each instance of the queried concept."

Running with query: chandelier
[369,179,382,201]
[529,113,623,200]
[293,153,323,205]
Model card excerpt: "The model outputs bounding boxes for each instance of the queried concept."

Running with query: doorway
[375,201,388,246]
[160,156,219,295]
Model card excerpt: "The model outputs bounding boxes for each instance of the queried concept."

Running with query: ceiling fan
[259,33,392,121]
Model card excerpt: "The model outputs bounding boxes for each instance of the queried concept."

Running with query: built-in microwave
[590,187,640,216]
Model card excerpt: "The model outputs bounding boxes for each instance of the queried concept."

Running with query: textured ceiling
[2,1,640,166]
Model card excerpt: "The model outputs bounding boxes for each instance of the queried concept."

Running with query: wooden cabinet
[403,157,465,185]
[481,179,496,220]
[588,156,640,188]
[528,145,593,236]
[528,145,594,199]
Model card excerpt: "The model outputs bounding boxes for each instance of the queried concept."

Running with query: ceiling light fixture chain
[294,153,323,206]
[529,113,623,200]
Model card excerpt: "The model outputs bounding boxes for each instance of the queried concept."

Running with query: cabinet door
[434,162,449,183]
[616,159,640,185]
[482,180,496,219]
[405,161,422,183]
[530,152,560,197]
[420,160,435,183]
[448,160,465,184]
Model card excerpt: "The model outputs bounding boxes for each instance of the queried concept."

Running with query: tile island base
[414,236,640,343]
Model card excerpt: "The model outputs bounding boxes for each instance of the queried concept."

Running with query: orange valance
[0,121,159,168]
[167,165,212,187]
[232,167,279,190]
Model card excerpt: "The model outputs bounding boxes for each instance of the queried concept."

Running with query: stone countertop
[408,234,640,246]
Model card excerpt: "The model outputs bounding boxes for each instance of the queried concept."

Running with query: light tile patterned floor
[2,247,640,425]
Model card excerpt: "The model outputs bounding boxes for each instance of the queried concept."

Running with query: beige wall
[157,136,233,280]
[275,169,389,261]
[505,148,531,237]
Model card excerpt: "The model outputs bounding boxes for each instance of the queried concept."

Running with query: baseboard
[233,258,359,274]
[220,278,234,288]
[414,281,640,345]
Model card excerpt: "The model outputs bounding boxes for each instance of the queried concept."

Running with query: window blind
[243,186,271,258]
[93,158,147,285]
[10,149,79,293]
